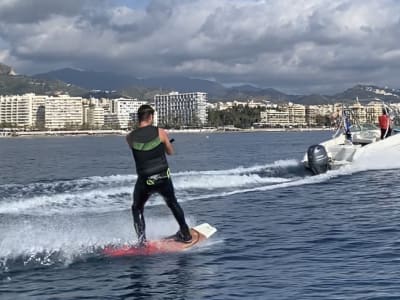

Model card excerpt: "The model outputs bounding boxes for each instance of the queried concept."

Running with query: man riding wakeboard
[126,104,192,246]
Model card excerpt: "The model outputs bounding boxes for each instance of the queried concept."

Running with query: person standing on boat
[126,104,192,246]
[344,113,352,142]
[378,109,392,139]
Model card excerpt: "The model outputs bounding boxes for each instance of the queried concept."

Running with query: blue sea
[1,131,400,299]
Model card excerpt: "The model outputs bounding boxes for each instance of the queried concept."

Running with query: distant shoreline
[167,128,331,133]
[0,127,331,138]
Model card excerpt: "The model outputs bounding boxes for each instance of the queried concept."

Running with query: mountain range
[1,63,400,104]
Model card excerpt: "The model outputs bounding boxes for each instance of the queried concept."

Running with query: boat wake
[0,152,399,272]
[0,159,305,216]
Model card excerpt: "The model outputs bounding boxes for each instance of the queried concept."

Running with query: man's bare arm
[159,128,174,155]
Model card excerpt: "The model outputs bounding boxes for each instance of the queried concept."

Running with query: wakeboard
[103,223,217,257]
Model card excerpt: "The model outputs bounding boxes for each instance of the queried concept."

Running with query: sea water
[1,131,400,299]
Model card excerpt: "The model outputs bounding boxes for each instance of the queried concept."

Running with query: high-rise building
[87,106,105,128]
[0,93,47,128]
[111,98,147,129]
[45,95,83,129]
[0,94,32,127]
[104,113,119,129]
[0,94,56,129]
[154,92,207,127]
[260,109,289,127]
[305,105,318,127]
[31,95,47,129]
[287,102,306,126]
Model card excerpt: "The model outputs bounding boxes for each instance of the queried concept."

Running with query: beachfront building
[257,103,307,128]
[0,94,32,127]
[111,98,147,129]
[87,106,105,128]
[259,109,290,127]
[0,95,29,127]
[213,99,270,111]
[45,95,83,129]
[287,102,307,127]
[0,93,48,128]
[31,95,47,129]
[154,92,207,127]
[213,101,233,111]
[104,113,119,129]
[82,98,106,129]
[305,106,318,127]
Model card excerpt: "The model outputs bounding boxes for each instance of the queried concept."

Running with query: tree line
[207,105,266,128]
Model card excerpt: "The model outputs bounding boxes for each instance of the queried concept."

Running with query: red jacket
[378,115,390,129]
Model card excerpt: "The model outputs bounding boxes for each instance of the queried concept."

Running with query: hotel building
[31,95,47,128]
[154,92,207,127]
[305,105,318,126]
[0,94,32,127]
[0,93,48,128]
[260,109,290,127]
[45,95,83,129]
[87,106,105,128]
[111,98,147,129]
[288,102,307,126]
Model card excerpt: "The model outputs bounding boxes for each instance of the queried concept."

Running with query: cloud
[0,0,100,24]
[0,0,400,93]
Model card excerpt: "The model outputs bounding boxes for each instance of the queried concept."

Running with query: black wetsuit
[128,125,190,244]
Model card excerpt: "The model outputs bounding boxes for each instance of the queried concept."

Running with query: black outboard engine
[307,144,329,175]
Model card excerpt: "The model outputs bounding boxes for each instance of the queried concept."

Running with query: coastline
[0,127,332,138]
[167,127,331,133]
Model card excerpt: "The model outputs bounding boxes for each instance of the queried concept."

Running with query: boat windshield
[333,100,400,137]
[352,123,379,132]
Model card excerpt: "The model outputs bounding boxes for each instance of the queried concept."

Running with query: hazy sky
[0,0,399,94]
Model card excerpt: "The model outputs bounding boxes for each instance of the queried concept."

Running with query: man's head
[382,108,387,115]
[137,105,155,123]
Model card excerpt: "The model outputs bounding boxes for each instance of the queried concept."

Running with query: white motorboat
[303,103,400,175]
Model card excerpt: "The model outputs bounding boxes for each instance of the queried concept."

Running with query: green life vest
[129,126,169,177]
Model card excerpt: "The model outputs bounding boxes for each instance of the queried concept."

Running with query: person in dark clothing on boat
[126,105,192,246]
[343,111,352,142]
[378,109,392,139]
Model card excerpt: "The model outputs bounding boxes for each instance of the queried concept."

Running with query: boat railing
[332,100,400,138]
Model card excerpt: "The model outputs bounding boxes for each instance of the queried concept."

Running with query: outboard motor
[307,144,329,175]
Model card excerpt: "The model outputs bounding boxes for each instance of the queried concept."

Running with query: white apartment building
[258,104,306,128]
[112,98,147,129]
[87,106,105,128]
[154,92,207,127]
[306,106,318,126]
[82,98,106,129]
[287,102,306,126]
[0,94,32,127]
[215,100,268,111]
[104,113,119,128]
[260,109,290,127]
[31,95,47,128]
[45,95,83,129]
[0,93,48,128]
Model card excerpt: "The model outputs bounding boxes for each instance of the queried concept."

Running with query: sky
[0,0,400,94]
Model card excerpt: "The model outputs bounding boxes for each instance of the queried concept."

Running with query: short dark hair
[137,105,154,122]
